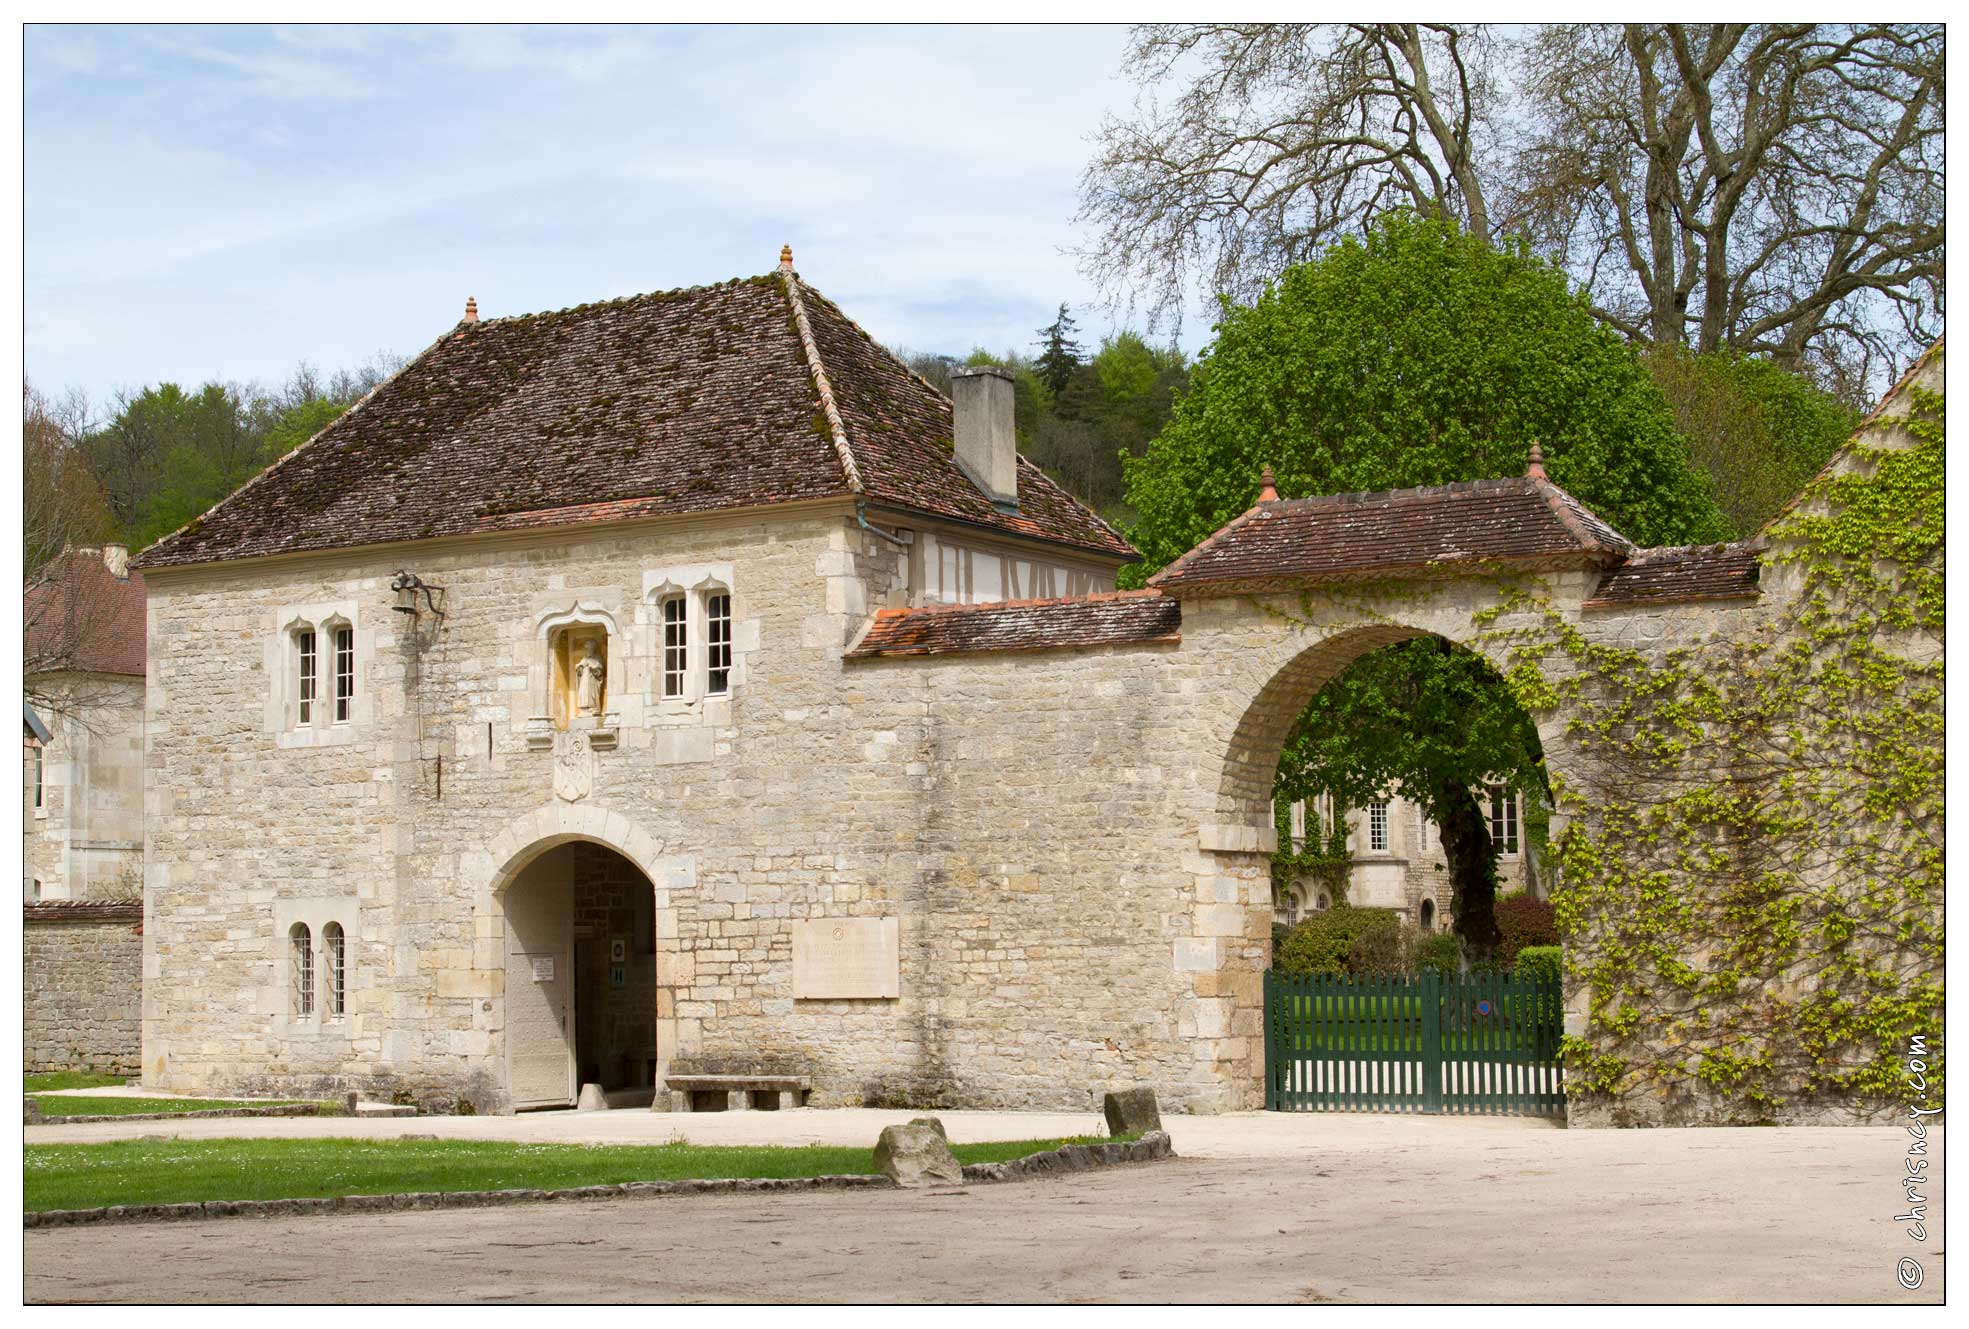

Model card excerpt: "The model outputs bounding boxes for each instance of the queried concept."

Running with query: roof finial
[1526,439,1546,480]
[779,244,794,273]
[463,295,479,324]
[1257,465,1279,504]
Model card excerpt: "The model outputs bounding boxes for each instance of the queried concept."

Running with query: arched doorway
[502,841,663,1110]
[1207,620,1568,1115]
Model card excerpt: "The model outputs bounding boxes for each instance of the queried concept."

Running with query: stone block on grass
[1104,1086,1162,1137]
[873,1121,962,1188]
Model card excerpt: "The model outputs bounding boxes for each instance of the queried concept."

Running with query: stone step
[353,1101,417,1118]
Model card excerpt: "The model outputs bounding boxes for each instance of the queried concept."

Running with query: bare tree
[1079,22,1943,383]
[23,384,125,719]
[1078,24,1504,331]
[1515,24,1943,387]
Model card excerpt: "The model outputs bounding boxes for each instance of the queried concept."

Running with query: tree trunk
[1435,778,1502,960]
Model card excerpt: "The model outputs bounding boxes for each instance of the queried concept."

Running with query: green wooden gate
[1264,970,1564,1116]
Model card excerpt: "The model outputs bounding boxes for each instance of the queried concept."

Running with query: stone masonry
[25,900,144,1075]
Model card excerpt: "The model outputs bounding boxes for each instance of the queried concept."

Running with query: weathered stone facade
[25,901,144,1075]
[24,674,146,902]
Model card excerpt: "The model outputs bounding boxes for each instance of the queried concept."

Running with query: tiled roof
[133,269,1133,570]
[1149,475,1634,596]
[25,898,143,922]
[845,591,1181,660]
[1584,544,1761,608]
[24,549,146,678]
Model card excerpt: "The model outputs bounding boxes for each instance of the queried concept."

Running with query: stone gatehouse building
[132,253,1940,1121]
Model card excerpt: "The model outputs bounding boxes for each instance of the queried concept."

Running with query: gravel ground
[24,1111,1943,1303]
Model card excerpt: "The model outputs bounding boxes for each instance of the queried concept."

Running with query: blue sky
[26,24,1195,404]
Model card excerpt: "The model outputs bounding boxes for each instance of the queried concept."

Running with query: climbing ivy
[1476,387,1944,1121]
[1270,798,1352,907]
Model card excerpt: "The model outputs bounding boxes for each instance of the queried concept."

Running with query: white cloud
[25,23,1209,400]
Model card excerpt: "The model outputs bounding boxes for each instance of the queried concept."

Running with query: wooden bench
[663,1074,811,1113]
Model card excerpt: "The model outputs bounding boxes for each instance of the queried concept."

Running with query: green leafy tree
[1032,304,1084,394]
[79,355,400,552]
[1643,347,1862,536]
[1276,640,1548,956]
[262,396,349,462]
[1124,210,1730,576]
[1124,211,1732,956]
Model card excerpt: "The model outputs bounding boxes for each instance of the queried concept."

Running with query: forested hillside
[24,355,402,571]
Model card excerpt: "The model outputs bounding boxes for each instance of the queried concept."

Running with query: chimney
[101,544,129,579]
[463,296,479,324]
[949,365,1018,509]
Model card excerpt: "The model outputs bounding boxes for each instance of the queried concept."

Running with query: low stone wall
[24,900,143,1076]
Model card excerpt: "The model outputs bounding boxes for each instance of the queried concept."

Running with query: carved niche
[528,606,622,791]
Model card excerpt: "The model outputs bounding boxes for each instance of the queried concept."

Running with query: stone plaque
[530,955,556,983]
[792,917,900,999]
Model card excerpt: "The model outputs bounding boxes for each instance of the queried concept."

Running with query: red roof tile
[133,271,1133,570]
[1584,543,1761,608]
[24,549,146,678]
[845,591,1181,660]
[1148,475,1634,596]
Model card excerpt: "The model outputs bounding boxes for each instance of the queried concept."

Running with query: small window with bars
[1368,800,1390,853]
[290,923,314,1018]
[333,627,355,723]
[1489,786,1520,855]
[296,629,317,726]
[661,596,688,698]
[706,593,732,695]
[323,922,346,1018]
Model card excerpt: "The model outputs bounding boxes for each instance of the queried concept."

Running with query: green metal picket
[1264,968,1563,1116]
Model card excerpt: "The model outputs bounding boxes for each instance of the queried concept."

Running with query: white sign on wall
[791,917,900,999]
[530,956,556,983]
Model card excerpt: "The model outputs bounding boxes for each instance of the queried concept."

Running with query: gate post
[1421,970,1443,1113]
[1261,970,1277,1110]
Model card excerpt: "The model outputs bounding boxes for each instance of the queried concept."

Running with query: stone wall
[25,900,144,1075]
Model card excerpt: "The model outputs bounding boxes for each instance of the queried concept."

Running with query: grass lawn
[25,1134,1133,1212]
[31,1096,327,1118]
[25,1072,128,1093]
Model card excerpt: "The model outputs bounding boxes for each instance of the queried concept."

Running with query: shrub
[1494,893,1558,968]
[1514,945,1563,987]
[1275,907,1405,977]
[1347,917,1411,975]
[1412,930,1463,978]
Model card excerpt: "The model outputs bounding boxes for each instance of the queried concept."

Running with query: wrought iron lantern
[391,570,444,620]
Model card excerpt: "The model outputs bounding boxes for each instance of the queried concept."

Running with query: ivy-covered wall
[1487,346,1944,1126]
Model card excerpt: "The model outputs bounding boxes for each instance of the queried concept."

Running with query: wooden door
[506,868,574,1109]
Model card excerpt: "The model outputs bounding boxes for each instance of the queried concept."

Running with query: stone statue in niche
[551,625,609,729]
[574,639,606,716]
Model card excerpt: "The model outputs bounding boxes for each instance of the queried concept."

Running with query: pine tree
[1032,303,1083,394]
